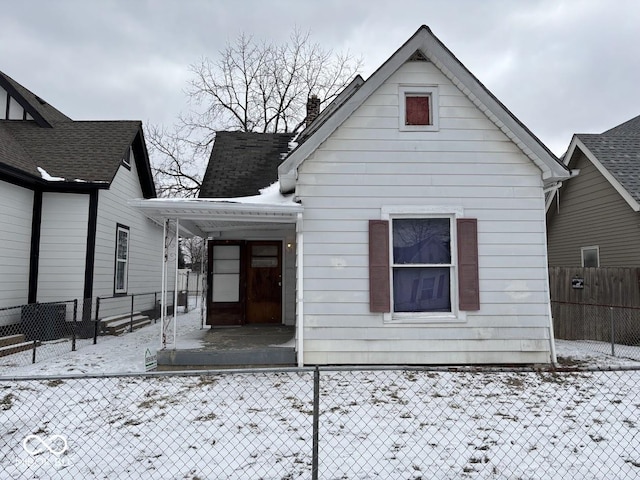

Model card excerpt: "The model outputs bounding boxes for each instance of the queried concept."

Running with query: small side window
[581,246,599,267]
[122,146,132,170]
[115,225,130,294]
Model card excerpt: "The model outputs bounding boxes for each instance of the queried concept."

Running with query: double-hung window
[115,224,130,294]
[369,206,479,322]
[392,218,452,313]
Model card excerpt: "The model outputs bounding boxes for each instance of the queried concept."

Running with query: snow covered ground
[0,307,639,479]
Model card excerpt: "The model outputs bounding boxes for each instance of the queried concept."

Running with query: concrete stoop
[157,347,296,369]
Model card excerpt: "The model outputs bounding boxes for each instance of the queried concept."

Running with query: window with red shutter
[369,220,390,312]
[457,218,480,310]
[370,212,479,318]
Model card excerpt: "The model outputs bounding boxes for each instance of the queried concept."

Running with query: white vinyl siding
[0,181,33,309]
[37,193,89,304]
[297,60,551,364]
[93,148,165,318]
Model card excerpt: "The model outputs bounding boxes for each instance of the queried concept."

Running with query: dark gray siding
[547,151,640,266]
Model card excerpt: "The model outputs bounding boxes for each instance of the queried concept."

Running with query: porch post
[160,218,167,350]
[296,212,304,367]
[173,218,180,349]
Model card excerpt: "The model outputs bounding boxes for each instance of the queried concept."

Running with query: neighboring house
[0,70,164,323]
[546,115,640,267]
[133,26,571,365]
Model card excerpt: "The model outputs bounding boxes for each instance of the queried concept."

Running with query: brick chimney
[306,95,321,127]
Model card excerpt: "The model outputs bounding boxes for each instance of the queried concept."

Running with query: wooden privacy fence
[549,267,640,346]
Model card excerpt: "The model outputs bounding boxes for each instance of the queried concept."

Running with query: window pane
[393,218,450,264]
[582,248,599,267]
[117,230,128,260]
[406,95,430,125]
[115,262,126,291]
[393,267,451,312]
[252,245,278,256]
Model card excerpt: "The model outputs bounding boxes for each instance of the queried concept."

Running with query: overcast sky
[2,0,639,156]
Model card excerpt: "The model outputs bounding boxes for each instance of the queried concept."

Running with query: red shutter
[457,218,480,311]
[369,220,390,312]
[405,96,430,125]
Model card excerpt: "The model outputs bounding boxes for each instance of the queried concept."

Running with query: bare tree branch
[149,28,362,197]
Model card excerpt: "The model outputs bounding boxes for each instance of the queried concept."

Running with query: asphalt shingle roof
[576,114,640,204]
[199,131,294,198]
[1,120,141,183]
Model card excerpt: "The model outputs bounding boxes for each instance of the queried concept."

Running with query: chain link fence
[0,293,175,373]
[552,301,640,360]
[1,366,638,479]
[0,300,86,372]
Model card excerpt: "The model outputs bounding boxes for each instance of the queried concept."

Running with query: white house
[133,26,571,365]
[0,70,165,326]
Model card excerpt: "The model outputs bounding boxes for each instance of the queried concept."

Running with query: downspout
[541,195,558,365]
[296,212,304,367]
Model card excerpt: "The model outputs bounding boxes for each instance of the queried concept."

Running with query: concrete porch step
[100,313,152,335]
[0,339,40,358]
[0,334,26,348]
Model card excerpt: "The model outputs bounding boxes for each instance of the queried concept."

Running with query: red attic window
[405,95,431,126]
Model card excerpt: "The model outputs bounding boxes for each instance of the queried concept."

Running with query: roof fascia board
[573,136,640,212]
[278,26,570,191]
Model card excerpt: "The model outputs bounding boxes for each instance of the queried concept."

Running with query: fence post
[312,366,320,480]
[154,292,158,323]
[32,340,37,364]
[72,299,78,352]
[130,295,135,333]
[94,297,100,345]
[610,306,615,356]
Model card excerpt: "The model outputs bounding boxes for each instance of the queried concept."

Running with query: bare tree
[148,28,362,197]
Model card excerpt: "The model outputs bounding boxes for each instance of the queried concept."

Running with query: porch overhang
[128,198,303,238]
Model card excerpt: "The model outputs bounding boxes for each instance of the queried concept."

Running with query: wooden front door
[207,240,282,325]
[246,241,282,324]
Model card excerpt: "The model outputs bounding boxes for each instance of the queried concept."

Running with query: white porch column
[173,218,180,349]
[160,218,167,350]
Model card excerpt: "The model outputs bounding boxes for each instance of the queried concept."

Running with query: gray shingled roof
[576,114,640,204]
[199,131,294,198]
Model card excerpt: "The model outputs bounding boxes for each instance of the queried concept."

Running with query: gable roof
[563,114,640,211]
[278,25,570,193]
[199,131,294,198]
[0,70,156,197]
[0,70,71,127]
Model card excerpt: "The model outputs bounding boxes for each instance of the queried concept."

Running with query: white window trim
[115,225,130,294]
[581,245,600,267]
[381,205,466,324]
[398,85,439,132]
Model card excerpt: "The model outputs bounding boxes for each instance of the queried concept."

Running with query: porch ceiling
[128,198,302,237]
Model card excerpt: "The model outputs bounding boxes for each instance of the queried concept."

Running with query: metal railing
[552,300,640,360]
[0,366,638,479]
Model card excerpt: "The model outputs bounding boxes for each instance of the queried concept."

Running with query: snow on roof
[37,166,64,181]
